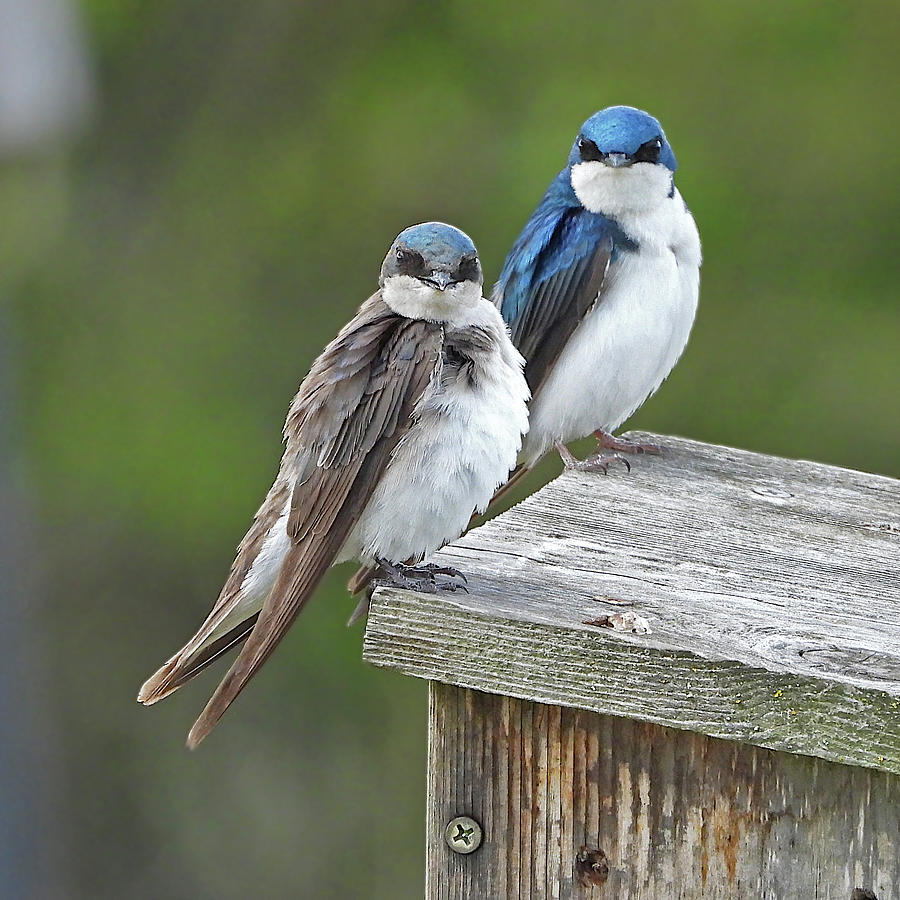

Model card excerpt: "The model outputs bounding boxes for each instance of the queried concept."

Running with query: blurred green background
[1,0,897,897]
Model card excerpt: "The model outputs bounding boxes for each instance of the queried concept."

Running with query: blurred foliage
[2,0,898,896]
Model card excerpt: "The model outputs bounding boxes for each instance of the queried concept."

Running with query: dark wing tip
[138,617,259,708]
[185,717,210,750]
[184,676,237,749]
[184,650,257,749]
[347,563,376,596]
[137,660,179,705]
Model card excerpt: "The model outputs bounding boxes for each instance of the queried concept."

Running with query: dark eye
[634,137,663,164]
[395,247,425,275]
[577,136,603,162]
[454,254,480,283]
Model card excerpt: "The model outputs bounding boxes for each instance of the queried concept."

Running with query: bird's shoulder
[498,170,579,277]
[494,170,631,324]
[284,293,444,462]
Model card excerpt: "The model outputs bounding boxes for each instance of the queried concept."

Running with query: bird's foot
[372,559,468,594]
[418,562,469,583]
[555,441,630,475]
[593,430,661,455]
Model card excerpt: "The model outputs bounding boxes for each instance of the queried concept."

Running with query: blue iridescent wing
[493,172,629,394]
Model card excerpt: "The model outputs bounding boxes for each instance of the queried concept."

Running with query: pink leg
[594,430,662,455]
[555,441,631,475]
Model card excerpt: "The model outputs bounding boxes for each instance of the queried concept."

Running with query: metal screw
[445,815,482,854]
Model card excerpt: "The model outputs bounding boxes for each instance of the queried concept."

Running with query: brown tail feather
[345,592,372,627]
[347,563,377,597]
[186,545,330,748]
[137,616,258,704]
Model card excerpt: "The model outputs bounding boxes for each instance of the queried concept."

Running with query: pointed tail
[137,615,259,705]
[185,543,330,748]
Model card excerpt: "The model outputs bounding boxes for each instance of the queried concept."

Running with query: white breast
[344,304,529,564]
[222,303,527,632]
[521,189,700,466]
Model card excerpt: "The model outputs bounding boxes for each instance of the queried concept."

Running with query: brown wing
[185,296,442,746]
[137,480,289,704]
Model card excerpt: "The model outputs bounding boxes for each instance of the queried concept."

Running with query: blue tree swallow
[493,105,701,477]
[138,223,530,746]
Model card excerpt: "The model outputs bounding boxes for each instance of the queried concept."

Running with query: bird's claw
[372,559,469,595]
[593,430,662,455]
[568,452,631,475]
[420,563,467,584]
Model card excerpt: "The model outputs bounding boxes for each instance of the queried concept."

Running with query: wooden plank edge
[363,588,900,776]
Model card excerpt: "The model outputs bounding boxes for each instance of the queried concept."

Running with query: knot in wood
[576,846,609,887]
[751,485,794,501]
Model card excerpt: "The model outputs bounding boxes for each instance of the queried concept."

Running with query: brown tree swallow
[137,223,530,747]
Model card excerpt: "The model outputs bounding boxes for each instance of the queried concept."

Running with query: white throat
[570,161,674,218]
[381,275,483,327]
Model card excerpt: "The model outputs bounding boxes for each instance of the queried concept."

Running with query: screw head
[445,815,482,854]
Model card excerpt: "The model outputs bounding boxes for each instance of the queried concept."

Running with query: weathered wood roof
[364,432,900,775]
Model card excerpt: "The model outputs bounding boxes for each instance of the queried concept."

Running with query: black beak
[421,271,453,291]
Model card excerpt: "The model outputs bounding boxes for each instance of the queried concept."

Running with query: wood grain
[364,432,900,774]
[425,684,898,900]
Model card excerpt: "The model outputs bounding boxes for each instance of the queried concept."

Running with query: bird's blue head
[380,222,482,291]
[567,106,677,172]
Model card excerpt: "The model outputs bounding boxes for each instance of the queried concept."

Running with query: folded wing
[141,295,443,746]
[493,176,626,396]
